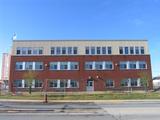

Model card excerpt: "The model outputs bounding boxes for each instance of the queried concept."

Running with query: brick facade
[9,55,152,92]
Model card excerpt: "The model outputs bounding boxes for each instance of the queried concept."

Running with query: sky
[0,0,160,78]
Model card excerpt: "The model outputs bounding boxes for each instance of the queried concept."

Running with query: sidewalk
[1,99,160,103]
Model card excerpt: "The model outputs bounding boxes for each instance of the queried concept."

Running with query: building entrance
[86,79,94,91]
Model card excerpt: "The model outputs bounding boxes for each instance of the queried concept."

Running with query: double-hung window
[105,62,113,70]
[131,78,138,87]
[96,47,101,54]
[108,47,112,54]
[49,80,58,88]
[91,47,95,55]
[85,62,93,70]
[60,80,68,88]
[62,47,66,54]
[16,48,21,55]
[102,47,106,54]
[95,62,103,70]
[121,79,129,87]
[130,47,134,54]
[50,62,58,70]
[68,47,72,54]
[106,80,114,88]
[125,47,129,54]
[119,47,123,54]
[135,47,139,54]
[35,80,42,88]
[70,62,79,70]
[120,62,127,70]
[73,47,78,54]
[70,80,78,88]
[27,48,32,55]
[139,61,147,69]
[140,47,145,54]
[51,47,55,55]
[25,62,33,70]
[35,62,43,70]
[16,62,23,70]
[60,62,68,70]
[14,80,22,88]
[56,47,61,55]
[129,61,137,69]
[22,48,27,55]
[85,47,90,55]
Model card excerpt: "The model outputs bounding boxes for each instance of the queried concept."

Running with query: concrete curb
[1,99,160,103]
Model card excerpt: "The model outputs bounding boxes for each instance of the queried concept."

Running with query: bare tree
[139,72,150,93]
[23,70,37,94]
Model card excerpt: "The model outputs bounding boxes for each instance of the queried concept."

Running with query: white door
[86,80,94,91]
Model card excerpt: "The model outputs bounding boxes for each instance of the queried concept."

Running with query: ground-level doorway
[86,79,94,91]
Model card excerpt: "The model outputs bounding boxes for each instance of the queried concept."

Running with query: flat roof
[13,39,148,42]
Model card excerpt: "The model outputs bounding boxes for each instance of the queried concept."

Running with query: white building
[153,76,160,90]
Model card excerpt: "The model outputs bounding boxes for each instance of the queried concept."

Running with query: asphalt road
[0,101,160,120]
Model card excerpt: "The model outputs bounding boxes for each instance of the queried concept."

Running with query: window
[139,61,147,69]
[125,47,129,54]
[56,47,61,55]
[50,62,58,70]
[130,47,134,54]
[24,80,29,88]
[85,47,90,54]
[70,80,78,88]
[35,80,42,88]
[28,48,32,55]
[85,62,93,70]
[14,80,22,88]
[135,47,139,54]
[120,62,127,70]
[70,62,79,70]
[121,79,129,87]
[35,62,43,70]
[51,47,55,55]
[60,80,68,88]
[60,62,68,70]
[95,62,103,70]
[73,47,78,54]
[16,48,21,55]
[39,48,43,54]
[22,48,27,55]
[33,48,38,55]
[68,47,72,54]
[140,47,145,54]
[131,78,138,87]
[106,80,114,88]
[25,62,33,70]
[49,80,58,88]
[108,47,112,54]
[105,62,113,70]
[96,47,101,54]
[102,47,106,54]
[119,47,123,54]
[91,47,95,55]
[62,47,66,54]
[129,62,136,69]
[16,62,23,70]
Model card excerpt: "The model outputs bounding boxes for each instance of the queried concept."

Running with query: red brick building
[9,40,152,92]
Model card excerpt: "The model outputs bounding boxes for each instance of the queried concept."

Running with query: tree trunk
[29,85,32,94]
